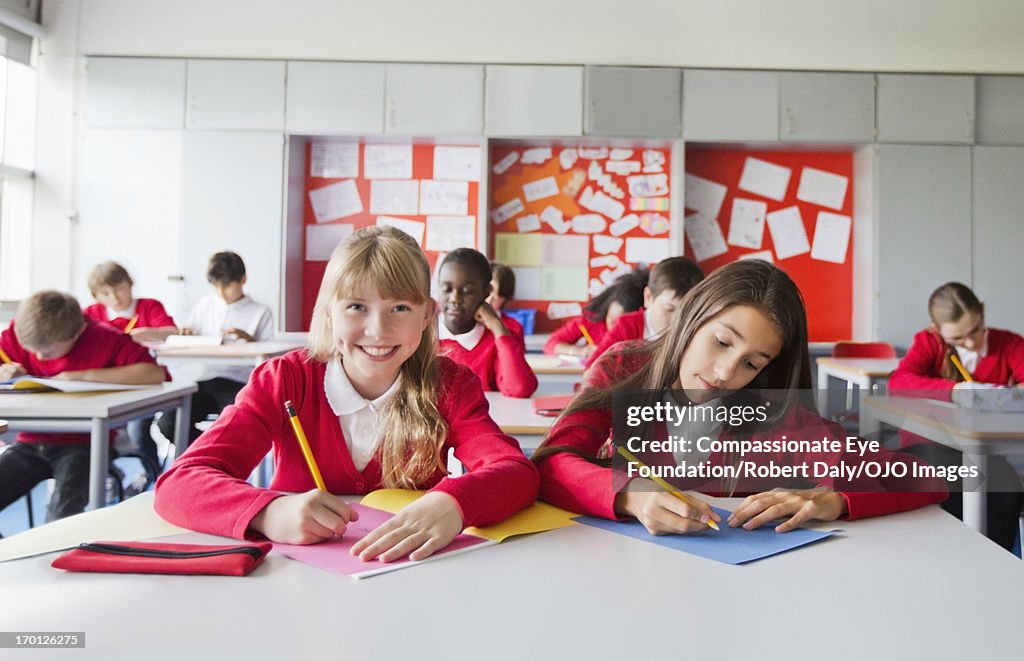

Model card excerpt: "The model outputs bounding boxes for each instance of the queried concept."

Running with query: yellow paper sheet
[360,489,578,543]
[0,492,188,562]
[494,233,542,267]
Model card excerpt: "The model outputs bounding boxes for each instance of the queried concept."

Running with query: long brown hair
[928,282,984,382]
[533,260,812,464]
[307,226,448,488]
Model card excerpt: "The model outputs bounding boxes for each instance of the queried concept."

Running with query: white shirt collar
[954,329,988,373]
[106,299,137,321]
[324,359,400,417]
[642,309,659,341]
[438,320,486,350]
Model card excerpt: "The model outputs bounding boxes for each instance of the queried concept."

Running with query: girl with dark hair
[543,270,647,358]
[535,261,946,535]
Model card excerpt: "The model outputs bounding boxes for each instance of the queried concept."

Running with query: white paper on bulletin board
[305,223,354,261]
[510,267,543,299]
[684,174,728,218]
[310,142,359,179]
[433,146,481,181]
[309,180,363,223]
[419,180,468,215]
[542,234,589,267]
[810,211,852,264]
[625,237,670,265]
[766,206,810,259]
[684,213,729,263]
[375,215,425,245]
[797,167,849,210]
[370,180,419,215]
[738,157,791,202]
[364,144,413,179]
[727,198,768,249]
[425,216,475,252]
[543,267,589,301]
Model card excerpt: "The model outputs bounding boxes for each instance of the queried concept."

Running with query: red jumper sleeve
[493,333,538,398]
[888,330,956,400]
[544,317,585,355]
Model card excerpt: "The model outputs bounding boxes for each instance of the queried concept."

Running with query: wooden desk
[0,383,197,510]
[860,395,1024,535]
[0,496,1020,659]
[815,357,900,416]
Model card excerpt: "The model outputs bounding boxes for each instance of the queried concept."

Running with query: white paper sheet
[639,212,670,236]
[491,197,525,224]
[375,215,425,245]
[309,180,363,223]
[419,180,468,215]
[433,146,481,181]
[797,167,849,210]
[810,211,852,263]
[609,148,634,161]
[727,198,768,249]
[625,237,670,264]
[370,180,419,215]
[364,144,413,179]
[578,147,608,160]
[684,174,728,218]
[590,255,621,268]
[493,151,520,175]
[517,213,541,233]
[559,148,578,170]
[306,223,354,261]
[626,173,669,198]
[522,147,553,165]
[310,142,359,179]
[543,234,590,267]
[547,302,583,320]
[605,160,641,175]
[593,234,624,255]
[425,216,475,252]
[766,206,810,259]
[579,187,625,220]
[543,267,589,301]
[511,267,543,299]
[739,250,774,263]
[588,278,606,297]
[571,213,607,234]
[540,205,570,234]
[738,157,791,201]
[684,213,729,262]
[522,176,560,202]
[642,149,665,173]
[609,214,640,237]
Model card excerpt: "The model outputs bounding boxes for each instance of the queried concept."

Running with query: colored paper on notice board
[273,504,495,579]
[573,507,833,565]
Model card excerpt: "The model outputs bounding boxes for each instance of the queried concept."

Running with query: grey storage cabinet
[682,69,778,142]
[877,75,975,144]
[186,60,286,131]
[485,65,583,136]
[585,66,681,137]
[976,76,1024,144]
[873,145,972,345]
[385,64,484,135]
[85,57,186,129]
[286,62,386,135]
[972,146,1024,330]
[779,72,874,143]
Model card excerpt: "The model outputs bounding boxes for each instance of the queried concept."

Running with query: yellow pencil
[578,324,596,347]
[616,446,719,530]
[123,316,139,333]
[0,347,11,364]
[285,400,326,491]
[949,352,973,382]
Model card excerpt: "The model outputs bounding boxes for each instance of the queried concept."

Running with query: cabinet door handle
[784,107,793,135]
[965,110,974,139]
[389,100,397,130]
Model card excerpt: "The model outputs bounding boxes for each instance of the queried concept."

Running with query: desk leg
[858,405,882,440]
[88,418,110,511]
[816,365,829,416]
[174,394,193,455]
[962,453,988,535]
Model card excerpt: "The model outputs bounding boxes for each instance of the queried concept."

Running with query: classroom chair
[831,341,898,427]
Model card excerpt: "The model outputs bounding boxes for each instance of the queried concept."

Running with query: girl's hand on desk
[728,490,847,533]
[614,483,718,535]
[0,362,26,380]
[249,491,358,544]
[351,491,463,563]
[222,328,255,342]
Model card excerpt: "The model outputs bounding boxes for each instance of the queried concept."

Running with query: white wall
[74,0,1024,73]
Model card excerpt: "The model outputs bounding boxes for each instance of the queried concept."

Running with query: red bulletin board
[489,142,674,334]
[302,142,480,330]
[683,149,854,341]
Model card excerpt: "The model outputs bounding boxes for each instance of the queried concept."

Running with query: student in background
[157,251,274,444]
[585,256,704,367]
[487,262,515,312]
[436,249,537,398]
[155,227,538,560]
[0,291,166,523]
[83,261,178,344]
[889,281,1024,551]
[544,270,646,358]
[534,261,946,533]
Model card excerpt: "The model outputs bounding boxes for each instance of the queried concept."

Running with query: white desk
[0,383,197,510]
[0,497,1020,660]
[860,395,1024,535]
[816,357,900,416]
[525,354,585,395]
[152,340,305,366]
[485,392,558,456]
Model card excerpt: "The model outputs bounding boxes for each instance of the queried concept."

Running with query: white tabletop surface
[0,382,198,419]
[485,392,559,435]
[0,496,1020,660]
[816,357,901,377]
[152,339,305,359]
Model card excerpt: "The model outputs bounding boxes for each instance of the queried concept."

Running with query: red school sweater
[439,314,538,398]
[543,315,608,355]
[83,298,176,332]
[888,328,1024,399]
[154,351,539,540]
[584,309,646,367]
[537,350,947,521]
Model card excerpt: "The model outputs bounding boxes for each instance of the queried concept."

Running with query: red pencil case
[51,540,273,576]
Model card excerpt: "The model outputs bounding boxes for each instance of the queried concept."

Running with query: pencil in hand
[285,400,326,491]
[578,324,596,347]
[616,446,719,530]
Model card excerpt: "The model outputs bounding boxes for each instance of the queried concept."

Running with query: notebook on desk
[0,377,149,394]
[532,394,575,416]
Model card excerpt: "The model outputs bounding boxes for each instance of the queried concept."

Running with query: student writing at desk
[437,248,537,398]
[534,262,945,534]
[543,270,646,359]
[157,251,274,445]
[0,291,166,526]
[155,227,537,561]
[889,282,1024,550]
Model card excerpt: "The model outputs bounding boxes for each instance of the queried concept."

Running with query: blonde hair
[87,261,133,296]
[307,226,447,488]
[16,291,84,349]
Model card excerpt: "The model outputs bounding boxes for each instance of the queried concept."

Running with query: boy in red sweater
[0,291,166,523]
[82,261,178,343]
